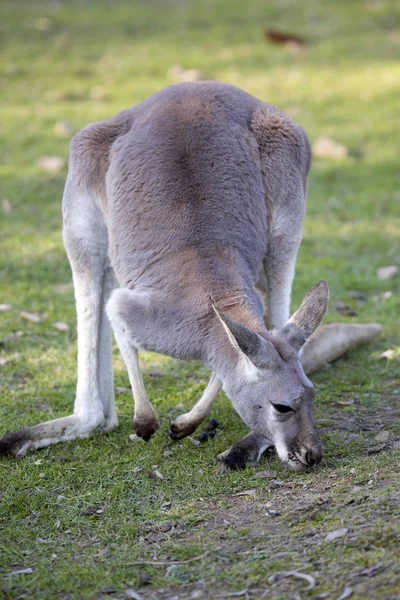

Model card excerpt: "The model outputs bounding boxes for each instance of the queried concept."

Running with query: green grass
[1,0,400,598]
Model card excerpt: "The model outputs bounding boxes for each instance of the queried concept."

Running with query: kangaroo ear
[213,307,278,368]
[279,280,329,351]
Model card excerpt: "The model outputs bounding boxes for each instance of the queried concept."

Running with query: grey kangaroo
[0,82,329,472]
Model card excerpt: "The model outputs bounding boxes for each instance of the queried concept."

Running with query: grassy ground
[1,0,400,598]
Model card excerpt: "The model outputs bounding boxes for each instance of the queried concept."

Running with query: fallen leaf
[54,120,73,137]
[10,567,34,575]
[269,479,285,489]
[20,311,42,323]
[215,590,249,598]
[159,520,176,532]
[334,301,357,317]
[266,509,280,517]
[377,265,398,281]
[125,590,145,600]
[313,136,348,160]
[188,436,201,447]
[116,386,131,394]
[90,86,106,100]
[348,291,366,302]
[379,349,399,360]
[374,430,390,443]
[148,367,164,377]
[233,489,256,497]
[0,331,22,349]
[154,469,164,480]
[334,399,355,406]
[167,64,209,82]
[2,198,12,213]
[132,466,142,473]
[367,443,387,454]
[255,470,277,479]
[34,17,52,31]
[37,156,66,172]
[264,30,305,46]
[325,527,348,542]
[337,587,353,600]
[129,434,144,443]
[81,508,97,516]
[52,321,69,332]
[0,303,12,312]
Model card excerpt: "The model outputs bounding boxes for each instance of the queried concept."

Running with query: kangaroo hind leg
[0,182,117,457]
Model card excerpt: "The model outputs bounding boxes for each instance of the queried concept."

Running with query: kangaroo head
[216,281,329,471]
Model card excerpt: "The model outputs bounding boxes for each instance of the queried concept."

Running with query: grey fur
[0,82,328,472]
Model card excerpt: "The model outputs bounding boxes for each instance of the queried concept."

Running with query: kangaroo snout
[304,446,323,467]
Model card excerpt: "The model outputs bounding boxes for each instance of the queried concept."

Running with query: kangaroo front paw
[216,447,249,474]
[133,416,159,441]
[169,418,199,440]
[0,431,33,458]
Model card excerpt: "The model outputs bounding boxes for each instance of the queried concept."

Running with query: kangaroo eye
[271,402,294,414]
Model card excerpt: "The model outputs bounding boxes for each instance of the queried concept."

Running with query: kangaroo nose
[305,448,322,467]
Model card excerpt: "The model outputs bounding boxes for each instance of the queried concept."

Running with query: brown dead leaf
[264,30,305,46]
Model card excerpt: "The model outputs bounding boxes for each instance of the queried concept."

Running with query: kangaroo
[0,82,329,472]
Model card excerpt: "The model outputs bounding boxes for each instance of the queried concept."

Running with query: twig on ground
[125,551,208,566]
[268,570,316,590]
[215,589,249,598]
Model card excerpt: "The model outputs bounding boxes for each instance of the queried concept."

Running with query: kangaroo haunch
[0,82,330,472]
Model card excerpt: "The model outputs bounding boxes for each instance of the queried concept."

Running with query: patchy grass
[0,0,400,598]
